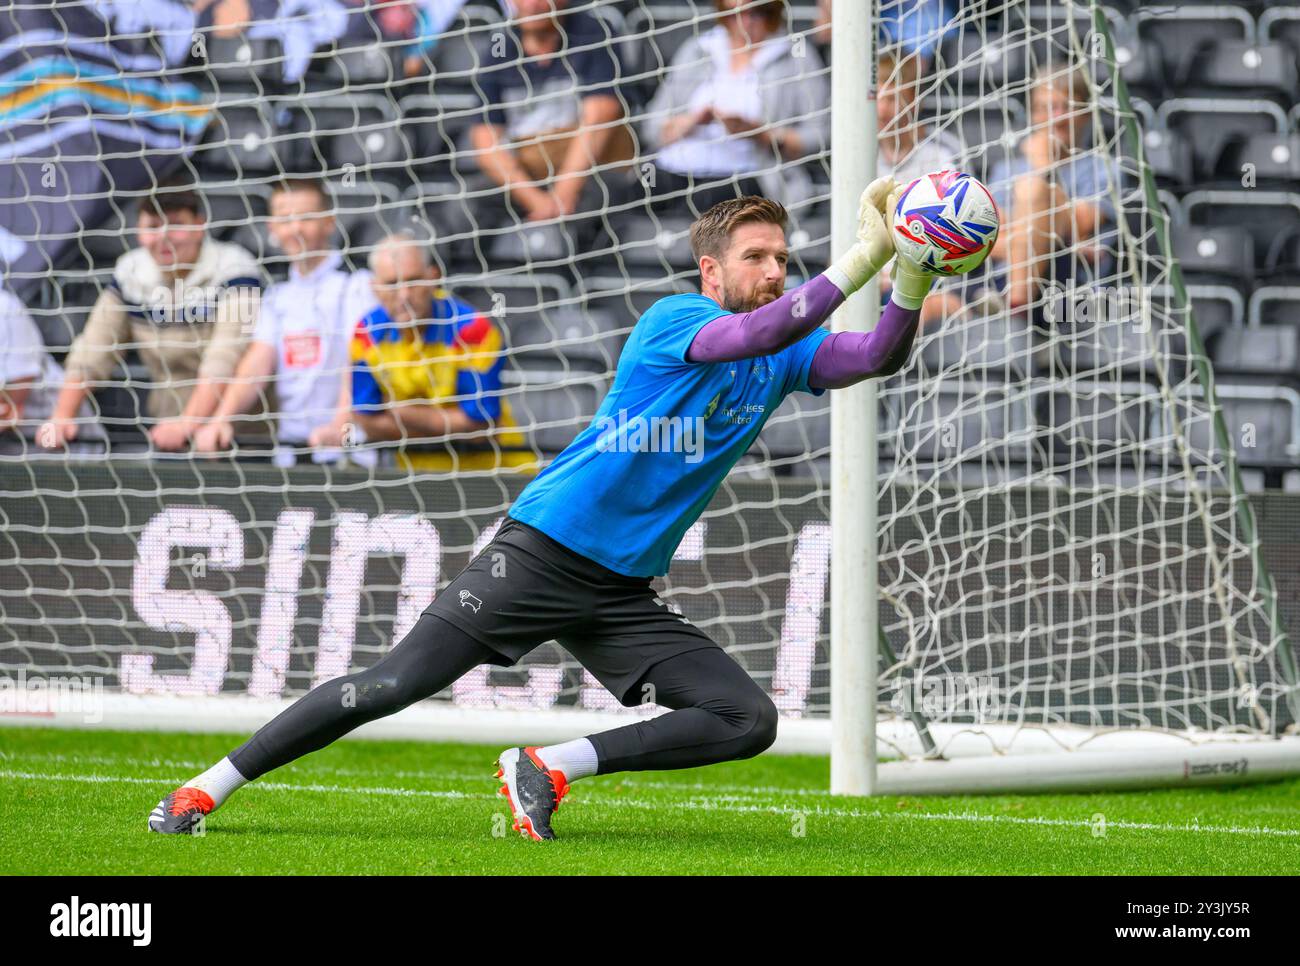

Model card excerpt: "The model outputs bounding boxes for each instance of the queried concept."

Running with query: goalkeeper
[148,176,936,841]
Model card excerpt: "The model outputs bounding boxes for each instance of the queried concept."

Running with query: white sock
[182,756,249,810]
[535,738,599,781]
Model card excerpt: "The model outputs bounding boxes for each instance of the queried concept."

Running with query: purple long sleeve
[806,300,922,390]
[685,274,847,364]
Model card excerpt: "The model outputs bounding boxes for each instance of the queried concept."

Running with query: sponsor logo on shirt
[724,403,765,425]
[283,330,322,369]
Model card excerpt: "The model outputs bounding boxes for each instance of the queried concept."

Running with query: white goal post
[829,0,1300,794]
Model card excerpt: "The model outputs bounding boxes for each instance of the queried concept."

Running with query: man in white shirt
[0,287,102,451]
[193,177,377,463]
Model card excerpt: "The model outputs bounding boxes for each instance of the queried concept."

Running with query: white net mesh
[1,0,1297,755]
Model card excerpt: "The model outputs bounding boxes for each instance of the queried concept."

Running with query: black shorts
[421,515,721,705]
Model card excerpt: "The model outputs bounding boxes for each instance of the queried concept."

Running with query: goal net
[859,0,1300,790]
[1,0,1298,792]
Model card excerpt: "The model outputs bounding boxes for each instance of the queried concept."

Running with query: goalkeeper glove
[829,176,936,309]
[888,253,935,310]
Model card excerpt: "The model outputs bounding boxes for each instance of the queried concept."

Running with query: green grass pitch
[3,726,1299,875]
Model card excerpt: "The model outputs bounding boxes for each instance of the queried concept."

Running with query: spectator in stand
[876,48,965,327]
[193,177,378,465]
[314,232,538,474]
[812,0,960,64]
[0,286,101,453]
[640,0,829,214]
[40,176,262,451]
[469,0,635,225]
[877,50,962,184]
[986,64,1119,316]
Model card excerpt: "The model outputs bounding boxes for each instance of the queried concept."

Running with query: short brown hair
[271,176,331,209]
[690,196,788,262]
[140,174,204,221]
[714,0,785,32]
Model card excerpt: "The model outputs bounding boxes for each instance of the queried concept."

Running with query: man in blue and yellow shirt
[346,234,538,474]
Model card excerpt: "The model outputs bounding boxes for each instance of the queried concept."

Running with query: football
[892,169,1001,276]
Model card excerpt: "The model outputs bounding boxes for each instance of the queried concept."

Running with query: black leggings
[228,614,778,781]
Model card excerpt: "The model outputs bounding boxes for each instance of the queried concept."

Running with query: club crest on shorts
[458,590,483,613]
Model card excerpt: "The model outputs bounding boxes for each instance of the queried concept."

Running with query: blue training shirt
[508,292,831,577]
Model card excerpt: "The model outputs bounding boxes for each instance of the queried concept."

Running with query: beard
[721,282,783,314]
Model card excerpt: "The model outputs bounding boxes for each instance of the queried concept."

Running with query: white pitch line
[3,769,1299,840]
[0,750,839,797]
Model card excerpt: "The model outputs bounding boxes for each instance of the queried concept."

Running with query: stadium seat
[193,103,304,176]
[1180,42,1299,101]
[41,272,111,353]
[501,307,625,372]
[786,212,830,277]
[931,96,1027,185]
[1211,324,1300,385]
[1174,285,1244,347]
[1248,288,1300,328]
[1018,4,1127,88]
[1013,3,1111,47]
[334,193,423,270]
[1264,227,1300,285]
[403,180,493,270]
[917,311,1034,381]
[1034,385,1158,468]
[579,275,697,333]
[293,95,409,178]
[189,184,270,266]
[397,94,482,183]
[1261,8,1300,57]
[885,381,1033,464]
[1140,127,1193,189]
[446,273,626,367]
[624,5,717,80]
[201,185,270,244]
[1219,134,1300,190]
[1133,6,1253,88]
[201,34,286,89]
[1113,37,1165,99]
[921,95,1026,164]
[427,13,495,95]
[935,30,1028,94]
[74,202,134,268]
[501,360,607,454]
[488,221,580,268]
[1175,388,1300,467]
[1053,304,1190,384]
[310,45,396,89]
[452,271,574,318]
[1172,226,1255,288]
[1155,99,1287,183]
[1184,192,1300,280]
[606,213,696,273]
